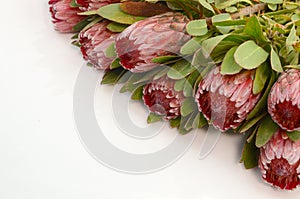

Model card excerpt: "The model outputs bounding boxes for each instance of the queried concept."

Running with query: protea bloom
[76,0,120,11]
[49,0,85,33]
[258,129,300,190]
[115,12,191,73]
[79,21,117,70]
[195,66,261,131]
[268,69,300,131]
[143,76,185,120]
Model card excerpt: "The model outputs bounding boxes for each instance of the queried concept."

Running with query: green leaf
[78,10,98,16]
[174,78,186,92]
[97,3,146,24]
[132,67,163,84]
[202,34,229,57]
[270,47,283,72]
[198,0,215,14]
[101,68,126,85]
[234,40,269,70]
[152,55,178,63]
[70,0,80,7]
[268,4,277,11]
[192,49,210,67]
[244,16,268,45]
[225,6,238,13]
[192,113,208,128]
[180,112,197,133]
[180,98,198,117]
[110,58,121,69]
[286,25,299,53]
[169,117,181,128]
[253,63,269,95]
[183,70,201,97]
[215,0,252,9]
[180,32,213,55]
[72,17,90,32]
[291,14,300,25]
[186,19,208,36]
[107,22,128,32]
[240,137,259,169]
[105,42,116,58]
[153,67,170,80]
[240,113,267,133]
[131,86,144,100]
[221,46,243,75]
[256,115,278,147]
[147,112,163,124]
[183,80,194,97]
[167,60,195,80]
[210,34,251,62]
[247,72,276,120]
[212,13,233,34]
[213,19,246,26]
[260,0,283,4]
[81,17,103,32]
[286,131,300,142]
[120,73,145,93]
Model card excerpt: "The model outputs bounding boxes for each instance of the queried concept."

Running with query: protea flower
[115,12,191,73]
[195,66,261,131]
[268,69,300,131]
[143,76,185,120]
[79,21,117,70]
[258,129,300,190]
[49,0,85,33]
[76,0,120,11]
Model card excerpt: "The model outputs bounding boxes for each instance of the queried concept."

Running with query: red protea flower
[268,69,300,131]
[195,66,261,131]
[49,0,85,33]
[143,76,185,120]
[76,0,120,11]
[79,21,117,70]
[115,12,191,73]
[258,129,300,190]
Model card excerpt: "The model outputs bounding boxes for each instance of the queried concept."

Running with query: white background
[0,0,299,198]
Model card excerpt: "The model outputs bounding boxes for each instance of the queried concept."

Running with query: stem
[170,0,194,20]
[230,3,266,19]
[206,3,267,24]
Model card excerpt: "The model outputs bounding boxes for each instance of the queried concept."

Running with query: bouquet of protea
[49,0,300,190]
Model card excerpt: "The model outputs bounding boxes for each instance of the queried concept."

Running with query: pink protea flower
[258,129,300,190]
[79,21,117,70]
[143,76,185,120]
[115,12,191,73]
[76,0,120,11]
[195,66,261,131]
[49,0,85,33]
[268,69,300,131]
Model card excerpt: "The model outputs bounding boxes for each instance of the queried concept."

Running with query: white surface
[0,1,299,198]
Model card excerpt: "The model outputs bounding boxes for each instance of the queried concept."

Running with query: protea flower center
[195,66,261,131]
[115,12,191,73]
[268,69,300,131]
[259,130,300,190]
[143,77,185,120]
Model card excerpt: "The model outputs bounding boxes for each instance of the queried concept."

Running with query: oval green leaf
[221,46,243,75]
[255,115,278,148]
[186,19,208,36]
[270,47,283,72]
[97,3,146,24]
[234,40,269,70]
[253,63,270,95]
